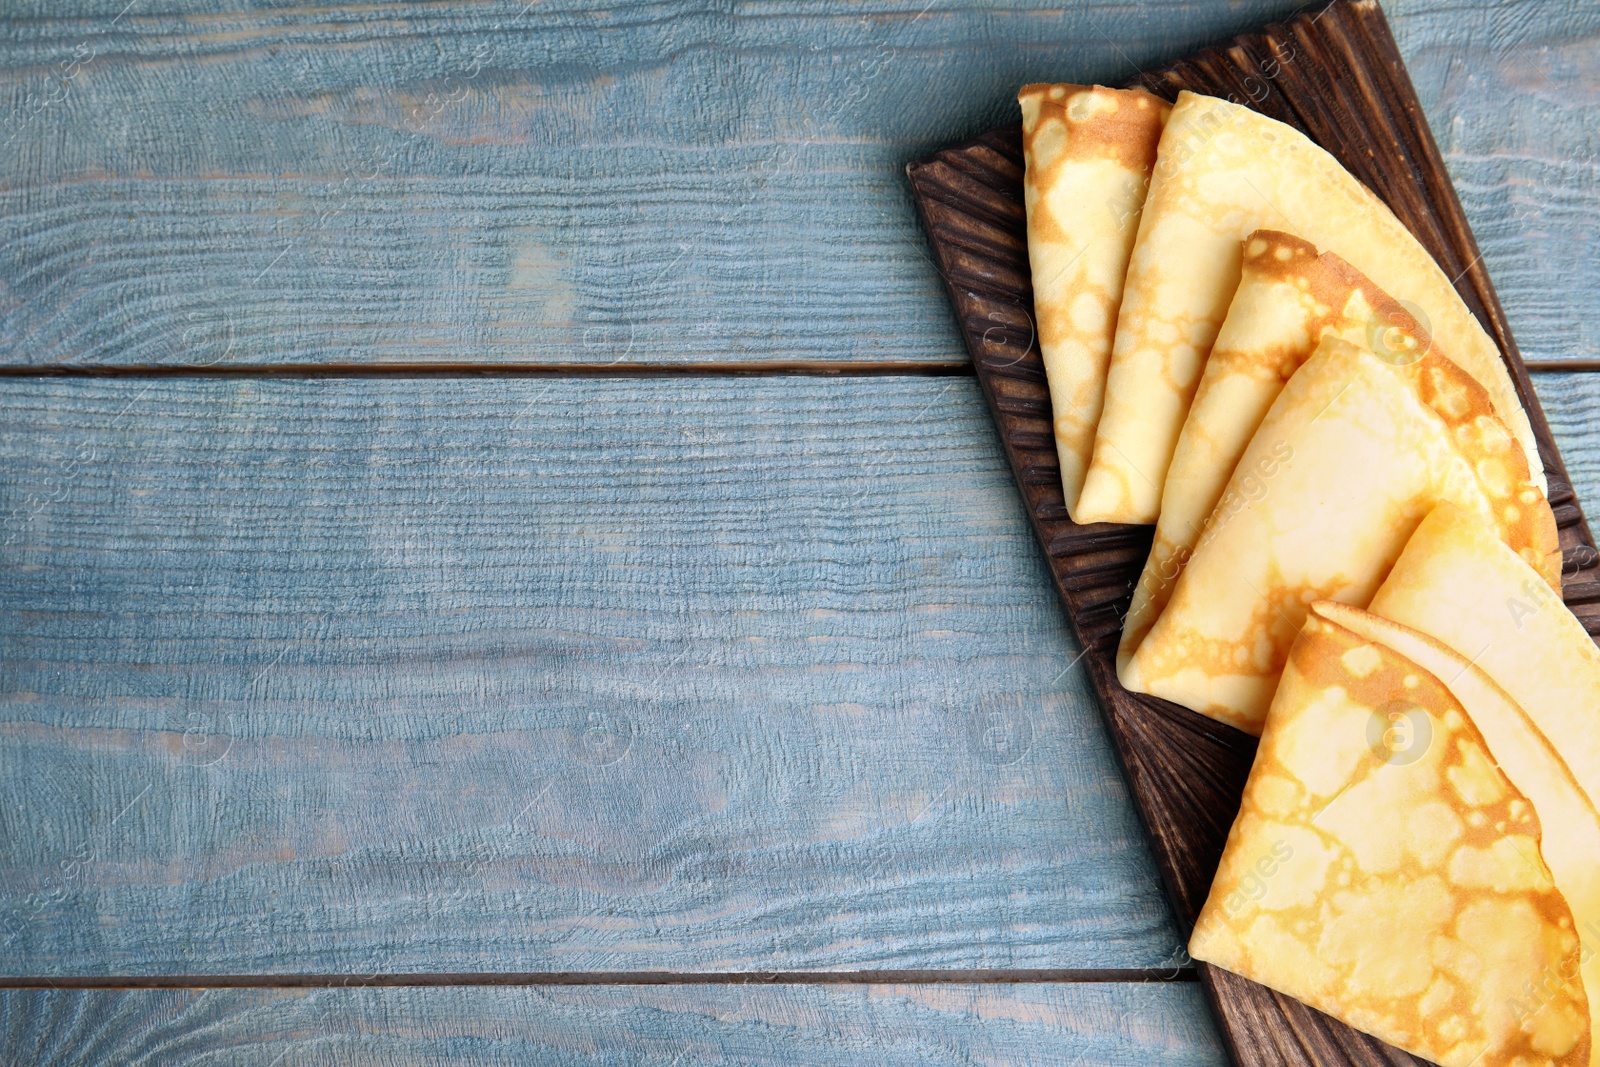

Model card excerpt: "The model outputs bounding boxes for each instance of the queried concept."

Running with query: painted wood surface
[0,375,1184,976]
[1397,1,1600,365]
[1,372,1596,980]
[2,0,1597,1061]
[0,983,1228,1066]
[0,0,1591,367]
[1539,371,1600,506]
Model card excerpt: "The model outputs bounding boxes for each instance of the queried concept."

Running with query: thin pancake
[1118,230,1444,672]
[1322,602,1600,1066]
[1018,84,1169,518]
[1074,91,1543,524]
[1191,603,1593,1067]
[1370,501,1600,811]
[1120,335,1559,734]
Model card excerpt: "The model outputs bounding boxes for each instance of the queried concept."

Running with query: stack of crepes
[1021,83,1600,1064]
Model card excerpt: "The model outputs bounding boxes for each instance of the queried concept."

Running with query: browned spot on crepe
[1192,609,1589,1067]
[1121,334,1559,733]
[1076,92,1544,526]
[1118,230,1558,681]
[1370,502,1600,812]
[1019,84,1167,210]
[1018,84,1169,518]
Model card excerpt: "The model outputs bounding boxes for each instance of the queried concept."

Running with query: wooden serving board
[907,0,1600,1064]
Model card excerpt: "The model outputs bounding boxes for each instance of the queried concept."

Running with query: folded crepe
[1073,90,1543,525]
[1119,335,1560,734]
[1370,501,1600,810]
[1018,84,1170,517]
[1191,601,1600,1067]
[1117,230,1437,671]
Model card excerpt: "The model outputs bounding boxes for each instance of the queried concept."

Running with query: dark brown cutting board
[906,0,1600,1064]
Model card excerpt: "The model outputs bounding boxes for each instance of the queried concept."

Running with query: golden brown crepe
[1117,231,1437,671]
[1191,601,1600,1067]
[1119,335,1559,734]
[1073,90,1543,525]
[1018,84,1170,518]
[1370,501,1600,811]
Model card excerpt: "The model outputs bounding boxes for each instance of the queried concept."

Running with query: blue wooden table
[0,0,1595,1061]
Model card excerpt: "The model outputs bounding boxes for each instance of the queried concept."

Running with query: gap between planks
[0,359,1585,989]
[0,361,972,379]
[0,969,1196,990]
[0,360,1592,379]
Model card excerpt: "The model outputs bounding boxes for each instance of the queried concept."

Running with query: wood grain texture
[1538,372,1600,519]
[0,375,1190,976]
[0,984,1229,1066]
[907,3,1600,1064]
[0,4,1590,1062]
[0,0,1591,367]
[1392,0,1600,365]
[0,0,1301,368]
[0,369,1593,982]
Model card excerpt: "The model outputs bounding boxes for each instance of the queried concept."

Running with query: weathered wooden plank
[0,0,1297,369]
[0,0,1590,367]
[3,371,1593,980]
[1394,0,1600,365]
[0,375,1189,976]
[1536,373,1600,518]
[0,983,1227,1066]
